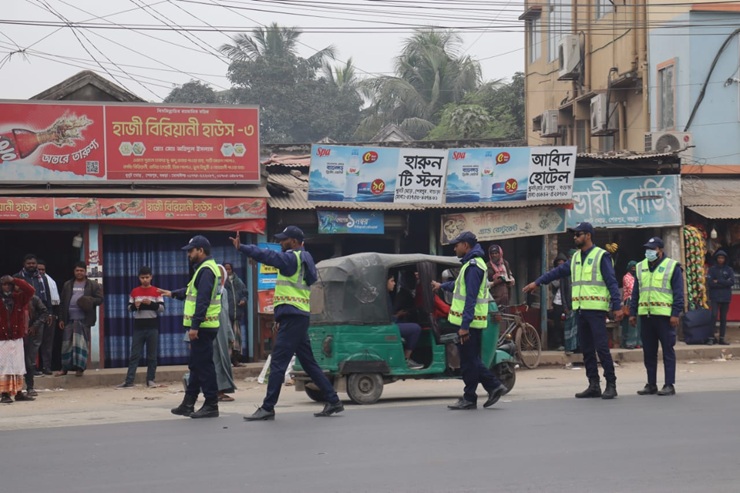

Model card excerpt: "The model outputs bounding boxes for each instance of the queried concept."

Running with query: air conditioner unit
[558,35,581,80]
[645,131,693,159]
[590,94,617,135]
[540,110,560,137]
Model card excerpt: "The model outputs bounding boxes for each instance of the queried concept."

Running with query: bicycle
[497,304,542,369]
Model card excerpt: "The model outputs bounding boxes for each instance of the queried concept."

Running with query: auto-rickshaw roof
[310,252,460,326]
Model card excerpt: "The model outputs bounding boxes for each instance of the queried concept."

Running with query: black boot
[575,379,602,398]
[190,399,219,419]
[601,381,618,400]
[171,394,197,417]
[719,338,730,345]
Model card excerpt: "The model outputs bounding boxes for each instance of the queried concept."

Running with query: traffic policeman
[523,222,623,399]
[165,235,222,419]
[232,226,344,420]
[432,231,507,410]
[629,237,684,396]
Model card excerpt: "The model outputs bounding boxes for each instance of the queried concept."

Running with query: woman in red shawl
[487,245,515,307]
[0,275,35,403]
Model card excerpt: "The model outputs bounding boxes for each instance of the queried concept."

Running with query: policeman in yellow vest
[523,222,623,399]
[231,226,344,421]
[629,237,684,396]
[164,235,222,419]
[432,231,508,410]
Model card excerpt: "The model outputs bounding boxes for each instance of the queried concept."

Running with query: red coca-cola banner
[0,197,266,221]
[0,100,259,184]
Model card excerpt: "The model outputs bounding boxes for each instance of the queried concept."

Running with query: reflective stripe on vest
[448,257,489,329]
[570,247,610,311]
[183,258,222,328]
[636,258,677,316]
[274,250,311,313]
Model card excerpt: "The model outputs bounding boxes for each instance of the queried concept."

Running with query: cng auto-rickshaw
[292,253,518,404]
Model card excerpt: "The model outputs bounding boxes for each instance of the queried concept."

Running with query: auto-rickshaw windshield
[310,253,459,326]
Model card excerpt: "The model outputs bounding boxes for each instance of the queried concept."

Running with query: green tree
[356,29,481,140]
[220,24,361,143]
[164,80,221,104]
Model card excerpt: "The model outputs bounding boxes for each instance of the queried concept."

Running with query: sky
[1,0,526,102]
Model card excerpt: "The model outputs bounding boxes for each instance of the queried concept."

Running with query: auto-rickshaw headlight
[322,335,333,357]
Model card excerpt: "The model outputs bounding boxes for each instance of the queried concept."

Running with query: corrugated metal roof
[687,206,740,219]
[682,177,739,206]
[426,199,572,209]
[262,154,310,168]
[576,151,677,160]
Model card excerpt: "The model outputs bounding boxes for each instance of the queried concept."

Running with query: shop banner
[567,175,681,229]
[0,100,259,184]
[445,146,576,203]
[0,197,266,221]
[317,211,384,234]
[441,207,567,244]
[308,145,448,204]
[256,242,281,290]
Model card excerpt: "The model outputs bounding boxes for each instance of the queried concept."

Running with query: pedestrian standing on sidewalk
[1,275,36,403]
[58,262,103,377]
[233,226,344,421]
[36,260,59,375]
[223,262,248,366]
[23,294,48,397]
[214,264,237,402]
[117,266,165,389]
[630,237,684,396]
[432,231,507,410]
[621,261,641,349]
[162,235,222,419]
[15,254,53,375]
[707,250,734,345]
[523,222,623,400]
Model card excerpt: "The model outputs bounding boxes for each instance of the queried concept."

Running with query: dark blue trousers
[186,330,218,401]
[640,315,676,386]
[125,327,159,384]
[577,310,616,384]
[458,328,502,403]
[263,314,339,412]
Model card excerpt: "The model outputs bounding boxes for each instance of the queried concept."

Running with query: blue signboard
[317,211,384,234]
[567,175,681,229]
[256,242,281,290]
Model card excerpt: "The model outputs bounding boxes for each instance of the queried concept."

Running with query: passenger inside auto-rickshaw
[386,273,423,369]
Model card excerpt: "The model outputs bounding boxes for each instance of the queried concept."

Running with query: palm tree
[219,22,335,68]
[322,58,359,92]
[357,28,481,139]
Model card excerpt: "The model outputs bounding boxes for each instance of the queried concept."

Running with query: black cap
[274,225,304,242]
[450,231,477,246]
[570,222,594,235]
[181,235,211,251]
[643,237,664,249]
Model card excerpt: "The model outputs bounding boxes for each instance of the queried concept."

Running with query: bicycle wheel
[515,322,541,369]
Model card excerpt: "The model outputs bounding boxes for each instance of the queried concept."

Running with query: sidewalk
[33,340,738,390]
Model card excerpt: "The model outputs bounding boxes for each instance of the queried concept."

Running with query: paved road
[3,388,739,493]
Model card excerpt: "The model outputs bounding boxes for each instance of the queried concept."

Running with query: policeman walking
[523,222,623,399]
[629,237,684,396]
[432,231,507,410]
[162,235,222,419]
[232,226,344,420]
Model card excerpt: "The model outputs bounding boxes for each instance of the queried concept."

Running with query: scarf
[488,245,508,278]
[45,273,60,305]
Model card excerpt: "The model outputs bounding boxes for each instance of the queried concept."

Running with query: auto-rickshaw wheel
[346,373,384,405]
[492,361,516,395]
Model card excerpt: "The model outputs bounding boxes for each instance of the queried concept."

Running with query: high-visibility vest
[183,258,222,328]
[636,257,678,316]
[449,257,489,329]
[570,247,610,311]
[274,250,311,313]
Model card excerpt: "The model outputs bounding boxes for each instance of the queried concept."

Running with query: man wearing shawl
[487,245,515,307]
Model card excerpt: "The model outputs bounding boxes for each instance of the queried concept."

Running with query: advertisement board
[0,100,259,184]
[317,211,384,234]
[440,207,567,244]
[567,175,681,229]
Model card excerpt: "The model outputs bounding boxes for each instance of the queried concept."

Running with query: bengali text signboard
[317,211,384,234]
[441,207,567,244]
[0,100,259,184]
[567,176,681,229]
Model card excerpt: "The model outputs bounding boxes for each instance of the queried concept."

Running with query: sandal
[218,393,235,402]
[1,393,13,404]
[15,392,35,402]
[75,370,84,377]
[54,371,68,377]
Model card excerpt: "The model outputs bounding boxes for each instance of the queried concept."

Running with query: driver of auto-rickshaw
[387,274,424,370]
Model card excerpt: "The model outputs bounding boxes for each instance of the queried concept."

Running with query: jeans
[186,329,218,401]
[710,301,730,339]
[125,328,159,384]
[458,328,503,403]
[397,322,421,352]
[39,318,54,371]
[263,314,338,412]
[577,310,616,384]
[24,329,43,390]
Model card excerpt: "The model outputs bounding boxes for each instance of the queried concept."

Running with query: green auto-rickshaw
[291,253,517,404]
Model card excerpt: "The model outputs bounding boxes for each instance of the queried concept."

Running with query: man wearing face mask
[629,237,684,396]
[523,222,623,400]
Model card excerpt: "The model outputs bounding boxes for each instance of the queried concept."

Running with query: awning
[110,219,265,233]
[687,206,740,220]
